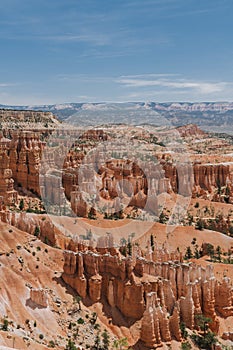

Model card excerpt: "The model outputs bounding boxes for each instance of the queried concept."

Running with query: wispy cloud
[122,0,177,10]
[57,74,113,83]
[119,73,180,79]
[116,75,232,94]
[122,0,230,17]
[43,33,110,46]
[1,32,110,47]
[0,83,16,87]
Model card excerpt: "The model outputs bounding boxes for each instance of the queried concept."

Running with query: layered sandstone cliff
[0,130,45,204]
[9,131,45,195]
[0,120,233,211]
[0,109,60,130]
[0,136,18,205]
[62,247,233,348]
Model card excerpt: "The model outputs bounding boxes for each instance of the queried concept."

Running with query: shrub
[34,226,40,237]
[180,322,188,339]
[77,317,84,325]
[181,342,192,350]
[191,331,217,350]
[94,323,100,331]
[90,312,97,325]
[195,218,204,231]
[48,340,55,348]
[195,314,211,332]
[2,318,9,331]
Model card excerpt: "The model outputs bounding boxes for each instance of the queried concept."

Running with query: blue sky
[0,0,233,104]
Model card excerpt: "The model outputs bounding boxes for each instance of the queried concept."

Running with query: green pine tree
[102,329,110,350]
[19,198,24,211]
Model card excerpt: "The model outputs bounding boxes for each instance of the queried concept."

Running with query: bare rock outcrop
[61,248,233,348]
[0,138,18,205]
[9,131,44,195]
[215,277,233,317]
[30,288,48,308]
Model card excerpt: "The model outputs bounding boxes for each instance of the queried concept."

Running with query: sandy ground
[51,215,233,251]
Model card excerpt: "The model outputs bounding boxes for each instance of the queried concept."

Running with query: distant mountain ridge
[2,102,233,132]
[2,101,233,114]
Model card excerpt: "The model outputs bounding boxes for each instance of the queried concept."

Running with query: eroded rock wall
[62,249,233,348]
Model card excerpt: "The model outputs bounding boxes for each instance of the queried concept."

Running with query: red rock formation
[176,124,206,138]
[202,278,219,333]
[61,248,233,348]
[0,142,18,205]
[180,284,195,329]
[215,277,233,318]
[89,274,102,302]
[141,293,162,348]
[9,131,43,195]
[30,288,48,308]
[169,302,182,341]
[0,120,232,214]
[193,163,229,192]
[63,251,87,298]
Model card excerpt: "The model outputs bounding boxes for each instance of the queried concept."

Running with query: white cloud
[116,75,232,95]
[0,83,15,87]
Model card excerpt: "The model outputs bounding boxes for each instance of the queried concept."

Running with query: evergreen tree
[195,218,204,230]
[181,341,192,350]
[93,331,101,350]
[102,329,110,350]
[19,198,24,211]
[159,211,168,224]
[216,245,222,262]
[150,234,155,251]
[216,179,222,194]
[184,246,193,260]
[65,339,77,350]
[191,331,217,350]
[74,295,82,311]
[195,314,211,335]
[194,245,200,259]
[206,243,215,261]
[180,322,188,339]
[127,241,132,256]
[34,226,40,237]
[88,207,97,220]
[90,312,97,325]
